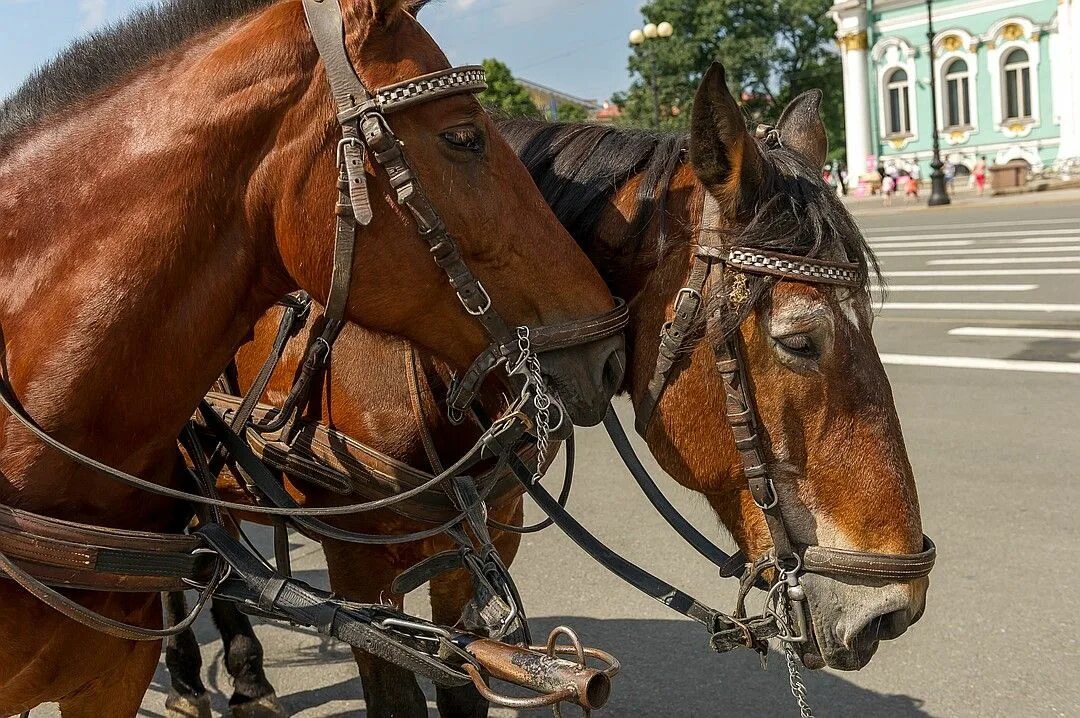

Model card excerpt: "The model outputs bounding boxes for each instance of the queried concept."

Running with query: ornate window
[1002,48,1033,121]
[885,68,911,136]
[943,58,972,129]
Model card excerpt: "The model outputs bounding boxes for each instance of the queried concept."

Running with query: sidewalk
[842,183,1080,217]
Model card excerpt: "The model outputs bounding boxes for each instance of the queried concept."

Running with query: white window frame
[1002,48,1033,121]
[873,37,919,146]
[884,67,913,136]
[932,30,978,137]
[987,17,1042,134]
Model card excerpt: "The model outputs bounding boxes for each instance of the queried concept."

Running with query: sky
[0,0,645,103]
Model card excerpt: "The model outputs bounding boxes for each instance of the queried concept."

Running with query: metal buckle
[335,137,363,167]
[673,287,702,315]
[753,476,779,510]
[458,281,493,316]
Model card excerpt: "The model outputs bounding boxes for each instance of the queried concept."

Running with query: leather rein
[0,2,626,709]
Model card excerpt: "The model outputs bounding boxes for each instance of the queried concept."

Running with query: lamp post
[630,21,674,129]
[925,0,951,206]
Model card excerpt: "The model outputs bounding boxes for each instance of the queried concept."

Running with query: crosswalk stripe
[947,327,1080,340]
[862,218,1080,233]
[927,256,1080,265]
[884,268,1080,276]
[867,240,975,249]
[870,284,1037,292]
[881,354,1080,375]
[879,302,1080,312]
[866,229,1080,241]
[875,245,1080,257]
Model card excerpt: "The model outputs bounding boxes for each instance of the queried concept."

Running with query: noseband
[301,0,627,430]
[632,186,935,644]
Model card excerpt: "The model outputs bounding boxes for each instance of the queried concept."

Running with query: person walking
[882,173,895,207]
[974,156,988,196]
[944,160,956,192]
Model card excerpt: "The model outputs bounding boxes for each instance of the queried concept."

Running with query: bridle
[0,3,628,712]
[299,0,627,434]
[633,184,936,623]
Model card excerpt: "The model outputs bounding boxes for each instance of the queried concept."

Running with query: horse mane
[0,0,279,150]
[498,117,878,340]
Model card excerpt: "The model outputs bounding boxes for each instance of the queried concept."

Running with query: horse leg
[321,539,429,718]
[164,592,212,718]
[211,598,287,718]
[431,503,524,718]
[57,638,161,718]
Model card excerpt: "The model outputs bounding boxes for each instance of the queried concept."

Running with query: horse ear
[406,0,433,16]
[690,62,765,216]
[775,89,829,170]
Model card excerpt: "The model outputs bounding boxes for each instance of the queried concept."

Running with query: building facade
[830,0,1080,186]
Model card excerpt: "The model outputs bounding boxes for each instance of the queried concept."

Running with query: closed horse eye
[440,127,485,155]
[774,333,820,360]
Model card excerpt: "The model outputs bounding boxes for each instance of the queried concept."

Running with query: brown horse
[167,69,929,716]
[0,0,623,714]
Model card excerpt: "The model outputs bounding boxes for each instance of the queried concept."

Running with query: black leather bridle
[299,0,627,429]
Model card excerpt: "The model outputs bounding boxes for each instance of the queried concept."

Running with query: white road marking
[875,245,1080,257]
[880,354,1080,375]
[859,215,1080,232]
[927,256,1080,265]
[879,302,1080,313]
[947,327,1080,340]
[868,240,975,249]
[866,229,1080,241]
[1015,237,1080,244]
[869,284,1037,292]
[885,268,1080,277]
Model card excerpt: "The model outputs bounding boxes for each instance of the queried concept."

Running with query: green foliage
[617,0,845,162]
[554,102,590,123]
[478,58,539,118]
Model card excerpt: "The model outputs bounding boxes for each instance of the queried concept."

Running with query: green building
[829,0,1080,190]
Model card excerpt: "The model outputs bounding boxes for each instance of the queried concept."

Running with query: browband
[695,245,863,288]
[375,66,487,114]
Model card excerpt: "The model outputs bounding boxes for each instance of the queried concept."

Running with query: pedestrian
[838,162,849,196]
[944,160,956,192]
[882,173,895,206]
[825,163,840,197]
[905,172,919,202]
[973,155,988,196]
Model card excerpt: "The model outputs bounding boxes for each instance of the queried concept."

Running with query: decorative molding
[1001,23,1025,41]
[837,30,869,52]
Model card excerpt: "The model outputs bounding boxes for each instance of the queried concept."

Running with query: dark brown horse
[167,69,929,716]
[0,0,623,714]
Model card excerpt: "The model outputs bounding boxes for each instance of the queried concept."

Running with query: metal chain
[513,327,554,483]
[784,641,815,718]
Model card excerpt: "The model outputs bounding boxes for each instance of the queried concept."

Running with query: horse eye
[775,333,819,360]
[440,127,485,154]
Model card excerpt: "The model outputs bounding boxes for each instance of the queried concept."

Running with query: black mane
[498,118,877,339]
[0,0,276,149]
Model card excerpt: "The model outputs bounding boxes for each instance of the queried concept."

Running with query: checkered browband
[697,245,863,287]
[375,66,487,114]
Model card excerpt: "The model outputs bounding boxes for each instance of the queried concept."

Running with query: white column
[840,35,874,182]
[1055,0,1080,161]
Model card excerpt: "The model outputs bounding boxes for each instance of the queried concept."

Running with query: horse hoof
[166,690,212,718]
[231,693,289,718]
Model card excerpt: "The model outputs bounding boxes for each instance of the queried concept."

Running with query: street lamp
[630,20,674,129]
[925,0,951,206]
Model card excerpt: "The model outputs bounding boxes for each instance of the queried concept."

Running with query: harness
[0,1,624,711]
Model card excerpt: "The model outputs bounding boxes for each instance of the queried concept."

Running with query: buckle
[458,281,493,317]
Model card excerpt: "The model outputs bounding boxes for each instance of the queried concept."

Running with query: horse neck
[0,8,313,524]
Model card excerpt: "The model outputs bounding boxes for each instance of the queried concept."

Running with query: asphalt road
[37,191,1080,718]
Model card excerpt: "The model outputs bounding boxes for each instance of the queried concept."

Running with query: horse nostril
[856,608,912,648]
[601,345,626,398]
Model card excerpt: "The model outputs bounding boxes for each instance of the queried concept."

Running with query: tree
[615,0,845,161]
[554,102,590,123]
[478,58,539,118]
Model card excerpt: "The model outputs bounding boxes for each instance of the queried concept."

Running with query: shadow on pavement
[146,610,929,717]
